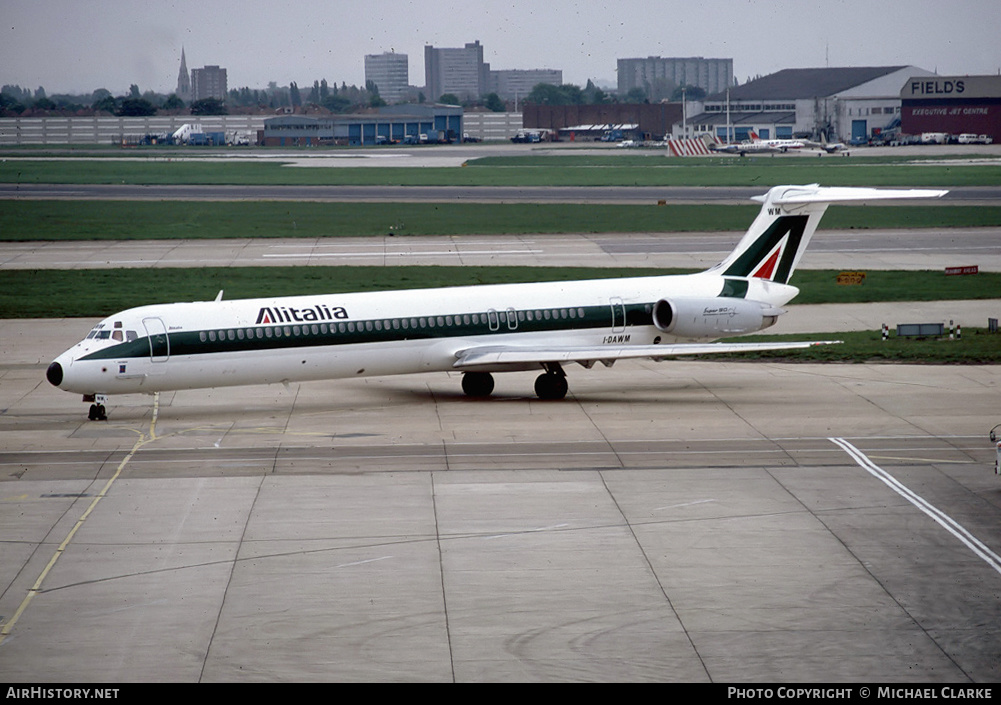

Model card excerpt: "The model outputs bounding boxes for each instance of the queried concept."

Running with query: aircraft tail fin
[709,184,948,285]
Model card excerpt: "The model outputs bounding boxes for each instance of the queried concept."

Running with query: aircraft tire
[461,371,494,398]
[534,372,568,400]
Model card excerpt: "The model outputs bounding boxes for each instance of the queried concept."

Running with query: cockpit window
[112,331,123,342]
[96,331,111,339]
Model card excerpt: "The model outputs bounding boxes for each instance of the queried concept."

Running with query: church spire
[176,47,191,101]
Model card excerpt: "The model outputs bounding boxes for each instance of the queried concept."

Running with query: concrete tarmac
[1,321,1000,682]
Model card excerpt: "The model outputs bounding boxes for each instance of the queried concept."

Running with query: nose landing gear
[85,394,109,421]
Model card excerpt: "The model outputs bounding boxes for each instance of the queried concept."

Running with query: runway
[1,321,1000,681]
[3,182,1001,204]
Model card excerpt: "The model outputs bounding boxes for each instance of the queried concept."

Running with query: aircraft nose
[46,361,63,387]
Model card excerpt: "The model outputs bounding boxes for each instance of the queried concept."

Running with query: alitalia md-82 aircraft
[46,184,946,420]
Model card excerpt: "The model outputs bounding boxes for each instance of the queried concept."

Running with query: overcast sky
[4,0,1000,96]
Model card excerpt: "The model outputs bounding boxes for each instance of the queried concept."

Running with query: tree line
[1,78,709,117]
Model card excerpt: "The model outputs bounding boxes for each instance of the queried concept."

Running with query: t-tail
[709,184,948,287]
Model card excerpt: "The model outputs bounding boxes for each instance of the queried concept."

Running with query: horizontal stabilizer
[455,340,841,368]
[751,185,948,205]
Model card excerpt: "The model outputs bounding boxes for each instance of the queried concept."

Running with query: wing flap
[455,340,841,368]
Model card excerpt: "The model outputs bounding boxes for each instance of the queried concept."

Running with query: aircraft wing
[454,340,840,369]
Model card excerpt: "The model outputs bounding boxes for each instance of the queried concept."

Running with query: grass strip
[3,200,1000,241]
[3,267,999,318]
[3,157,1001,187]
[694,329,1001,364]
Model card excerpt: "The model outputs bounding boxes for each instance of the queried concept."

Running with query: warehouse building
[523,103,683,141]
[262,104,462,146]
[900,75,1001,141]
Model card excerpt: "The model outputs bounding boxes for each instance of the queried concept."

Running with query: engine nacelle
[652,297,781,338]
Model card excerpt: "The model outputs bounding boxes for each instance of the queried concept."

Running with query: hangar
[262,104,463,146]
[901,75,1001,141]
[522,103,683,141]
[685,66,935,143]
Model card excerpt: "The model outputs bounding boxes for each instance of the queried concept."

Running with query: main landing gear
[461,364,569,401]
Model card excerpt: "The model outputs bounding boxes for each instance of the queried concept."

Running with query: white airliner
[714,132,806,156]
[47,184,946,419]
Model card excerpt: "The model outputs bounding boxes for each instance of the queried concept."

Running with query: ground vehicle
[511,130,542,143]
[920,132,948,144]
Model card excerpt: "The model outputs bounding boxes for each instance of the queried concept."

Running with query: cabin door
[610,297,626,333]
[142,317,170,362]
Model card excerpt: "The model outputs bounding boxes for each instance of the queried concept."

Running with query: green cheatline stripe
[80,301,661,361]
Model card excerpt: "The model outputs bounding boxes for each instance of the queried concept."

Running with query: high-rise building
[425,40,488,101]
[365,52,409,103]
[176,48,190,102]
[488,69,563,101]
[191,65,228,102]
[617,57,733,100]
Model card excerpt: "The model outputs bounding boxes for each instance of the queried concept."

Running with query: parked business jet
[804,132,849,155]
[714,132,806,156]
[47,185,946,419]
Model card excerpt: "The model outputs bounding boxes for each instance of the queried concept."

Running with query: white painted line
[484,523,569,540]
[830,437,1001,576]
[655,499,717,511]
[335,556,394,569]
[262,249,542,258]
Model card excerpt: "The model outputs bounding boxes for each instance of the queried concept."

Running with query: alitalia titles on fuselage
[256,304,349,325]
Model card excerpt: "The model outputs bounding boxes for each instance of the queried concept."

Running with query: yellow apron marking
[0,394,160,644]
